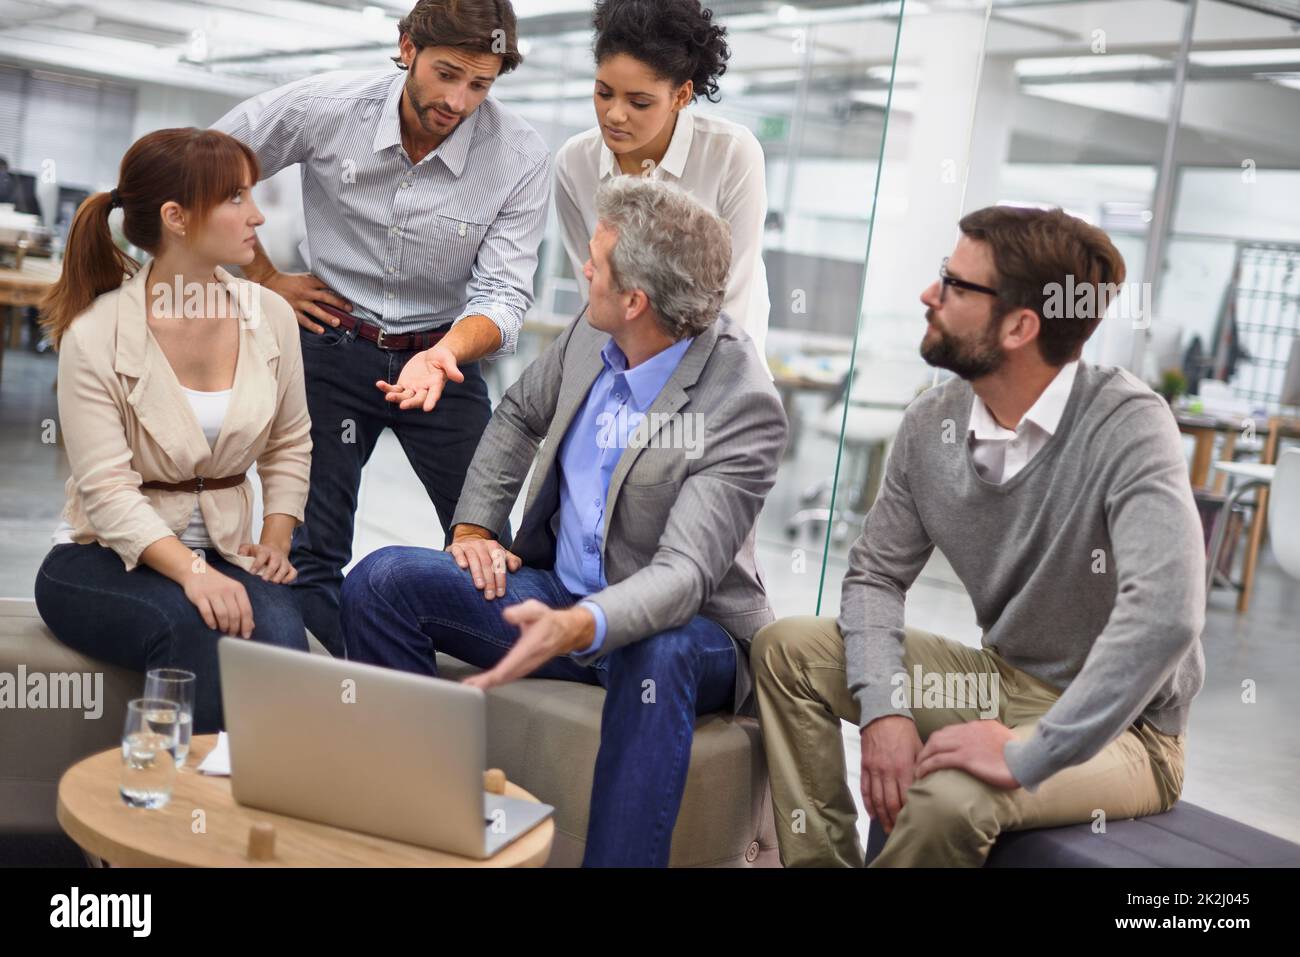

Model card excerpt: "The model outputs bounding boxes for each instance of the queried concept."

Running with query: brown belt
[141,474,247,493]
[318,304,450,352]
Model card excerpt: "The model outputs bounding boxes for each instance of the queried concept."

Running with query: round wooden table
[0,255,61,309]
[57,735,553,867]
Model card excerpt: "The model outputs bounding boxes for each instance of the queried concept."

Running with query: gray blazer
[451,310,788,712]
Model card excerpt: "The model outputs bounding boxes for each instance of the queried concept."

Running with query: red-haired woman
[34,128,313,732]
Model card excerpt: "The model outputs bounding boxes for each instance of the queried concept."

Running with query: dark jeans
[33,542,308,733]
[340,546,736,867]
[290,324,498,657]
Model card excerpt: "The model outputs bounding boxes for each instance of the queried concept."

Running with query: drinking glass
[144,669,196,767]
[120,698,180,809]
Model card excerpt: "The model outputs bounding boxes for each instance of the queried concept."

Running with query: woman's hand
[239,542,297,584]
[182,567,255,638]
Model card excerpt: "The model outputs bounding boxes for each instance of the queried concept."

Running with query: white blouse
[554,109,772,363]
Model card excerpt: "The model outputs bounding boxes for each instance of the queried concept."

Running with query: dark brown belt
[319,304,450,352]
[141,474,247,493]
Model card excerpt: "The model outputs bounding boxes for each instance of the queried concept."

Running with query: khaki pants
[752,616,1186,867]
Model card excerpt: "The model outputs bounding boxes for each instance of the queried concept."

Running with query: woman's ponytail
[39,190,139,349]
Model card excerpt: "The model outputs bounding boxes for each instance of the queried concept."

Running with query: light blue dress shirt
[554,335,695,654]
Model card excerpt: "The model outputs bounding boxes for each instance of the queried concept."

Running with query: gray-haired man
[340,177,788,867]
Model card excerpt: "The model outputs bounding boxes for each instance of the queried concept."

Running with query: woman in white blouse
[554,0,772,362]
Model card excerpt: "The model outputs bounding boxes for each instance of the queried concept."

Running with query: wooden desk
[1173,411,1300,489]
[0,255,59,308]
[57,735,554,867]
[0,256,60,378]
[1177,412,1300,612]
[1175,411,1255,493]
[1237,415,1300,613]
[771,369,845,459]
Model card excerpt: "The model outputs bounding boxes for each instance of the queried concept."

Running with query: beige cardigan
[56,262,312,572]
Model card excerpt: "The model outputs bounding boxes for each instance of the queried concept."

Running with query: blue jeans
[34,542,309,733]
[289,324,500,658]
[340,546,737,867]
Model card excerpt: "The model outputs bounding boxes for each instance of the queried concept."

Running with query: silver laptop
[217,638,553,859]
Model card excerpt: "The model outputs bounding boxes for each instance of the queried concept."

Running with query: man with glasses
[751,205,1206,867]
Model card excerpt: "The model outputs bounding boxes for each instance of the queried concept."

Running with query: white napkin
[196,731,231,776]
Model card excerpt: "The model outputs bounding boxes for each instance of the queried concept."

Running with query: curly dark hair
[592,0,730,103]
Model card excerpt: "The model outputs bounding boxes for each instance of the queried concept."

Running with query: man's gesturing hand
[463,601,595,691]
[378,343,464,412]
[860,715,923,834]
[446,525,521,601]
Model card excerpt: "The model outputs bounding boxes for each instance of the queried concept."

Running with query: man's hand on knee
[914,720,1020,790]
[861,715,923,834]
[447,524,522,601]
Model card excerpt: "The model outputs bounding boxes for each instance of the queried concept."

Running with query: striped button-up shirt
[212,69,552,356]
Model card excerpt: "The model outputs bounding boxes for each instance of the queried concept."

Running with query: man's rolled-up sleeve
[454,153,552,360]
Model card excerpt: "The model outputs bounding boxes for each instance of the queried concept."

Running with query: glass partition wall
[818,0,1300,625]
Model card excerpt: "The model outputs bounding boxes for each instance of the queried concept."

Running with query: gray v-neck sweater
[838,361,1206,790]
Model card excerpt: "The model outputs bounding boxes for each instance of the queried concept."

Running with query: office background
[1,0,1297,845]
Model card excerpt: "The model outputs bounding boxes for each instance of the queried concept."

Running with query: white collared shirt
[968,360,1079,484]
[554,109,771,362]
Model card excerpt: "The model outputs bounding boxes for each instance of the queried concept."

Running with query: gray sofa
[863,792,1300,866]
[21,592,1294,869]
[0,598,778,867]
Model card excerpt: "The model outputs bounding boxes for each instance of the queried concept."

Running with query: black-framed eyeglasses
[939,257,1000,304]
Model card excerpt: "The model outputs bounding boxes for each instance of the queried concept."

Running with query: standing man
[213,0,551,655]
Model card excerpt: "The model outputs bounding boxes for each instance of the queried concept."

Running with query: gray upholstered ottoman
[864,804,1300,866]
[437,653,779,867]
[0,598,140,834]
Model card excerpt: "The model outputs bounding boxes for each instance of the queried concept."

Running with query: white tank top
[52,387,232,550]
